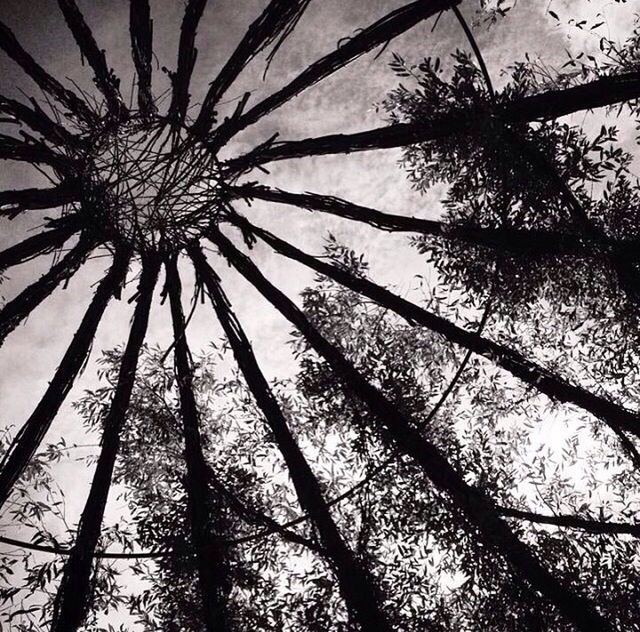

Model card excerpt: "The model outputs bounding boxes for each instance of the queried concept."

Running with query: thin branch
[0,236,94,348]
[191,246,392,632]
[57,0,127,119]
[226,71,640,172]
[129,0,155,117]
[0,218,80,272]
[50,259,158,632]
[0,95,79,148]
[165,255,231,632]
[0,251,130,511]
[231,182,629,259]
[208,0,460,148]
[0,184,76,219]
[0,19,95,124]
[191,0,311,136]
[206,224,613,632]
[167,0,208,124]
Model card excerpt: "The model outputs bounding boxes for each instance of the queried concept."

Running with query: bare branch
[50,259,158,632]
[57,0,127,119]
[129,0,155,117]
[0,251,130,511]
[191,246,393,632]
[208,0,459,147]
[192,0,311,136]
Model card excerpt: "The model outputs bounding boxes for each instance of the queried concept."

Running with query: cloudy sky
[0,0,633,601]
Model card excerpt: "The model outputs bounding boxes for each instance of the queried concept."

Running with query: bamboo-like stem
[208,0,459,148]
[0,218,80,272]
[229,215,640,442]
[0,236,93,348]
[191,0,311,136]
[191,246,393,632]
[57,0,127,119]
[0,251,130,511]
[129,0,155,117]
[50,259,158,632]
[0,19,95,124]
[226,71,640,172]
[207,224,614,632]
[165,255,231,632]
[167,0,208,124]
[0,95,79,148]
[0,185,76,218]
[0,133,75,172]
[231,182,638,259]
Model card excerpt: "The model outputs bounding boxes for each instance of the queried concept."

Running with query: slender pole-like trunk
[231,182,631,259]
[191,0,311,136]
[191,246,394,632]
[167,0,208,124]
[57,0,127,119]
[230,215,640,441]
[209,0,460,148]
[0,251,129,511]
[50,259,158,632]
[0,185,76,218]
[0,236,93,348]
[165,255,231,632]
[129,0,155,117]
[207,225,614,632]
[0,220,79,272]
[0,20,95,125]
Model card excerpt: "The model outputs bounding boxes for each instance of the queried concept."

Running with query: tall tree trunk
[50,259,158,632]
[207,225,614,632]
[0,236,93,348]
[191,246,394,632]
[209,0,460,148]
[165,255,231,632]
[129,0,155,117]
[0,251,129,510]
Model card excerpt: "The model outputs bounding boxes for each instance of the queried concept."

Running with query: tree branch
[191,0,311,136]
[191,245,392,632]
[50,259,158,632]
[165,254,231,632]
[57,0,127,119]
[0,251,130,511]
[209,0,459,148]
[129,0,155,117]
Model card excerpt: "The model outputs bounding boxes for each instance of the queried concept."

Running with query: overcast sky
[0,0,633,595]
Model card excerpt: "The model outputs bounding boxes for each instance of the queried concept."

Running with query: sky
[0,0,635,624]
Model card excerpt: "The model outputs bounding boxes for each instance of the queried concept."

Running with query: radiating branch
[208,0,459,147]
[0,251,130,511]
[165,254,231,632]
[206,224,613,632]
[0,217,80,272]
[229,215,640,443]
[57,0,127,119]
[191,246,392,632]
[50,259,158,632]
[0,236,93,348]
[0,133,76,171]
[231,182,634,258]
[0,95,79,148]
[226,71,640,172]
[129,0,155,117]
[0,184,76,218]
[191,0,311,136]
[0,19,95,124]
[167,0,208,124]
